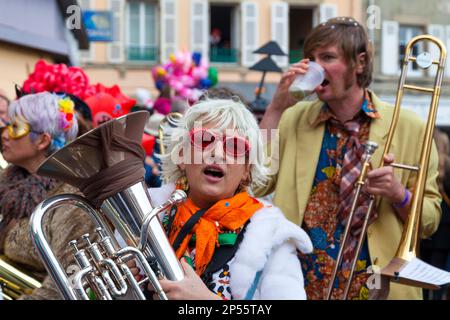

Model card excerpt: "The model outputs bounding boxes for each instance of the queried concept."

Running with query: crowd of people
[0,16,449,301]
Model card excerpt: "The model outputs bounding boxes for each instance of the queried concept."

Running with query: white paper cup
[288,62,325,101]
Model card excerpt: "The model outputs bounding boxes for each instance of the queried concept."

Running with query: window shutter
[271,2,288,67]
[319,3,337,24]
[108,0,125,63]
[160,0,178,63]
[427,25,445,76]
[241,1,259,67]
[145,3,158,51]
[190,0,209,58]
[126,2,138,52]
[79,0,94,62]
[382,21,399,75]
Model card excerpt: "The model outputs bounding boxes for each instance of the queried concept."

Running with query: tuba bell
[29,111,186,300]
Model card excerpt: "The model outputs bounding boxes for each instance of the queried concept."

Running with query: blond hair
[160,98,269,188]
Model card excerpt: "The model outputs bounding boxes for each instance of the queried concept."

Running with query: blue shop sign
[83,11,113,42]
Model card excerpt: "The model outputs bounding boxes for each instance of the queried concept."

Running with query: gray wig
[8,92,78,155]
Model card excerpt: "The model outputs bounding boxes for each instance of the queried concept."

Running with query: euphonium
[29,111,186,300]
[0,256,42,300]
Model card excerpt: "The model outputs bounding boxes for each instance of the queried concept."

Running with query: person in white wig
[143,97,313,300]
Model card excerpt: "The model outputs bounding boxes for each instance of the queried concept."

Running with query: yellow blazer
[255,92,442,300]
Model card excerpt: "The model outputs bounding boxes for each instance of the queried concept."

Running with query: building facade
[0,0,89,99]
[77,0,450,127]
[364,0,450,127]
[77,0,361,102]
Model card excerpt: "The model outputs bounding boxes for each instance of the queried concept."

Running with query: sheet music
[399,257,450,286]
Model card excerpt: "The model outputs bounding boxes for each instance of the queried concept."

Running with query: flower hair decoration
[51,135,66,150]
[58,97,75,132]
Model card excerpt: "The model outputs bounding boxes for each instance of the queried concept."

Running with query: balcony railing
[127,46,158,62]
[210,47,239,63]
[289,49,304,64]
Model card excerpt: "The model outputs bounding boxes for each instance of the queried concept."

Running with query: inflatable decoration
[151,51,218,103]
[22,60,136,108]
[21,60,157,155]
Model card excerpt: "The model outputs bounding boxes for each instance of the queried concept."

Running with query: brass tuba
[326,35,448,300]
[29,111,186,300]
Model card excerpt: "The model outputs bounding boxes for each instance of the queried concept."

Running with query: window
[209,4,240,64]
[127,1,158,62]
[288,7,313,64]
[399,25,424,76]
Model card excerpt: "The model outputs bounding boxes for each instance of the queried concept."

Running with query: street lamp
[249,41,286,115]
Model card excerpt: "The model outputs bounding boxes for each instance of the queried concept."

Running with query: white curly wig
[160,98,269,188]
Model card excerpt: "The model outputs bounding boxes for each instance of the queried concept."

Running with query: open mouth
[203,166,225,179]
[321,79,330,87]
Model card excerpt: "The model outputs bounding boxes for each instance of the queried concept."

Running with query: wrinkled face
[312,45,361,103]
[1,118,42,167]
[179,123,251,208]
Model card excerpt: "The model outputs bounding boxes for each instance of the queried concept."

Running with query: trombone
[326,35,447,300]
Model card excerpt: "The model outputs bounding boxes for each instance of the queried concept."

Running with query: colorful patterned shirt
[299,91,381,300]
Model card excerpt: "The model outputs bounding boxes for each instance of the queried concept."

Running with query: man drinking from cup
[256,17,441,300]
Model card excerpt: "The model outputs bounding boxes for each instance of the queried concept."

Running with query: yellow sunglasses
[2,120,42,140]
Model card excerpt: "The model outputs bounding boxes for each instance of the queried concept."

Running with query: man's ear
[356,52,367,74]
[36,133,52,152]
